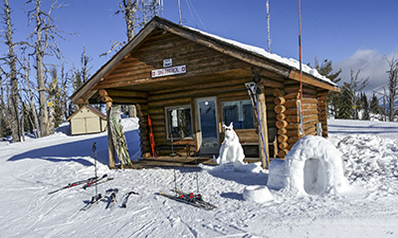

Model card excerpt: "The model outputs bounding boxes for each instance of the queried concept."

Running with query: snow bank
[337,134,398,195]
[267,136,351,196]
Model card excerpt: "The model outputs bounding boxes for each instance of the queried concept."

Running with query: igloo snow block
[266,159,286,190]
[243,185,273,203]
[267,135,350,196]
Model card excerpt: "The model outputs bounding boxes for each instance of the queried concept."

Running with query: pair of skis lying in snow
[48,175,216,211]
[159,188,217,211]
[47,174,114,195]
[81,189,139,211]
[81,189,215,211]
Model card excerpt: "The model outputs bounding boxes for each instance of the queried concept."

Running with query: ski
[159,191,215,210]
[48,175,105,195]
[173,188,217,210]
[148,115,157,158]
[81,188,119,211]
[120,191,139,208]
[105,188,119,209]
[80,193,103,211]
[82,177,114,190]
[112,117,132,167]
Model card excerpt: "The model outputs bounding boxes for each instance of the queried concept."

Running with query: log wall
[273,82,322,158]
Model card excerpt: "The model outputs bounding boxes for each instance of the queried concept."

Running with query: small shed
[66,105,107,135]
[70,17,340,169]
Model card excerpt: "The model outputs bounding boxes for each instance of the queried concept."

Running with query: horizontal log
[274,105,286,113]
[108,97,147,104]
[284,85,299,93]
[317,91,329,97]
[303,87,317,96]
[286,115,299,123]
[284,100,298,108]
[286,123,300,130]
[148,97,191,108]
[278,149,289,158]
[276,120,287,129]
[274,96,286,105]
[302,98,318,104]
[279,142,288,149]
[148,107,164,115]
[259,76,284,88]
[150,83,246,101]
[302,104,318,110]
[284,92,300,100]
[285,114,318,124]
[287,136,299,144]
[150,113,164,121]
[276,113,286,121]
[106,89,148,98]
[272,88,285,97]
[284,108,299,115]
[277,128,287,135]
[278,134,288,143]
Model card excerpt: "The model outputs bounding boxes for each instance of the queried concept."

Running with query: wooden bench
[155,144,192,158]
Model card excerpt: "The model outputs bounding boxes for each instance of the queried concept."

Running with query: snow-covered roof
[185,25,336,87]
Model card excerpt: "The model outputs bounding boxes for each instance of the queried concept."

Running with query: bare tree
[80,47,92,84]
[0,0,21,142]
[385,54,398,121]
[116,0,141,41]
[20,57,40,138]
[24,0,64,137]
[349,69,369,119]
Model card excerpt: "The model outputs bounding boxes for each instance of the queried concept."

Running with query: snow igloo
[267,136,350,196]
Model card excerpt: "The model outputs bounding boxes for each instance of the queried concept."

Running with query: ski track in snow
[0,118,398,237]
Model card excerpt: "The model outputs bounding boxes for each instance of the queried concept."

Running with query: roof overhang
[71,17,340,105]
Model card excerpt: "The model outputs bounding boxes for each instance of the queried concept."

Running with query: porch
[123,156,261,169]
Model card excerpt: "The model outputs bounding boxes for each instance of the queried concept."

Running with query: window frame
[221,99,255,130]
[164,104,194,140]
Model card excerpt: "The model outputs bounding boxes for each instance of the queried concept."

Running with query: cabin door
[195,97,220,154]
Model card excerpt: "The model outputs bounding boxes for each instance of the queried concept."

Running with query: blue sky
[4,0,398,94]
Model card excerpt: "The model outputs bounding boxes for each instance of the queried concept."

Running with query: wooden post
[100,89,117,169]
[257,86,269,169]
[106,101,117,169]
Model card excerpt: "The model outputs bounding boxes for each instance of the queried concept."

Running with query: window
[221,100,254,129]
[165,105,193,139]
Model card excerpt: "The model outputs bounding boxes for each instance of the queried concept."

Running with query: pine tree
[370,93,380,115]
[337,82,353,119]
[313,58,342,117]
[362,93,370,120]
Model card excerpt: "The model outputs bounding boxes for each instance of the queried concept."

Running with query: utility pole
[266,0,271,53]
[178,0,182,25]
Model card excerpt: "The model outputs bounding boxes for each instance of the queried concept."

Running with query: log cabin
[70,17,340,169]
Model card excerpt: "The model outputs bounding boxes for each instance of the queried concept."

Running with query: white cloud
[335,49,394,95]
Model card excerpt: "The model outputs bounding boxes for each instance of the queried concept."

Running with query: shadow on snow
[7,130,141,167]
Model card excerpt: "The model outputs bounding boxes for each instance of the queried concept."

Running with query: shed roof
[71,17,340,105]
[66,105,107,121]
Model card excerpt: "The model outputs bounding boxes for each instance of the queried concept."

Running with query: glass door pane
[196,97,219,154]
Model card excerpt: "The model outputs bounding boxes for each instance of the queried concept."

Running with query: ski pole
[92,142,98,197]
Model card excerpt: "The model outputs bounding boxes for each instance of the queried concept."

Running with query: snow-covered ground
[0,118,397,238]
